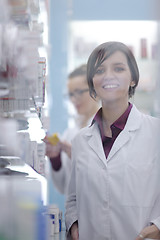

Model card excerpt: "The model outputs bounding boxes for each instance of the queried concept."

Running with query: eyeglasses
[68,89,89,99]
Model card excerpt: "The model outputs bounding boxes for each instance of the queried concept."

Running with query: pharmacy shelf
[6,163,48,205]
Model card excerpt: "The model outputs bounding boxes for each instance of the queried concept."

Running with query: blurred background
[0,0,160,239]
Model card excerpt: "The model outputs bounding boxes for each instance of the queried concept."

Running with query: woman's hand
[43,137,61,158]
[70,222,79,240]
[43,136,72,159]
[135,224,160,239]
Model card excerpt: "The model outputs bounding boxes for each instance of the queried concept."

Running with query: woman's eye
[115,67,125,72]
[95,69,104,74]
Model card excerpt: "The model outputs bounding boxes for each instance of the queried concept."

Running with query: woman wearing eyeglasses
[44,64,99,195]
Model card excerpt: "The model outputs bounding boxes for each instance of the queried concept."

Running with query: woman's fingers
[135,224,160,240]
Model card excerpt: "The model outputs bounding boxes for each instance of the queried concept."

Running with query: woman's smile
[103,83,119,89]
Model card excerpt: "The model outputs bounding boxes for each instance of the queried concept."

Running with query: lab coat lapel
[107,129,130,162]
[107,104,142,162]
[86,124,107,167]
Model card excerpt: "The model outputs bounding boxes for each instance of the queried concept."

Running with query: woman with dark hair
[65,42,160,240]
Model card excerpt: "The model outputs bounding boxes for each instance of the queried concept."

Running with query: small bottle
[48,205,59,234]
[49,214,55,236]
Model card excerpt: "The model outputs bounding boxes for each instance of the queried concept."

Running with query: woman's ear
[130,80,135,87]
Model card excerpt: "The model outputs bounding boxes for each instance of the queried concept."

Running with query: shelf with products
[0,1,51,240]
[0,0,48,172]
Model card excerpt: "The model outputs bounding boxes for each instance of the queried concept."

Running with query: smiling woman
[93,51,133,106]
[65,41,160,240]
[87,42,139,100]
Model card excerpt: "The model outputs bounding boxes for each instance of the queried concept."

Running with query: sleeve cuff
[150,216,160,230]
[50,154,62,171]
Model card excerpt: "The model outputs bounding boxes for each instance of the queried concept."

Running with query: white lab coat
[65,105,160,240]
[51,117,93,195]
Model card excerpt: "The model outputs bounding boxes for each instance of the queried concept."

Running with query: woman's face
[92,51,134,105]
[67,75,97,116]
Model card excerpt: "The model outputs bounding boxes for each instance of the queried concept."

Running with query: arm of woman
[43,137,67,193]
[65,141,79,239]
[61,141,71,159]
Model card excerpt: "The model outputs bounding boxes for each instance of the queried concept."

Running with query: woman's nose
[104,69,114,79]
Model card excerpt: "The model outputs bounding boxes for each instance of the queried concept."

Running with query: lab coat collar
[124,104,142,131]
[85,104,142,166]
